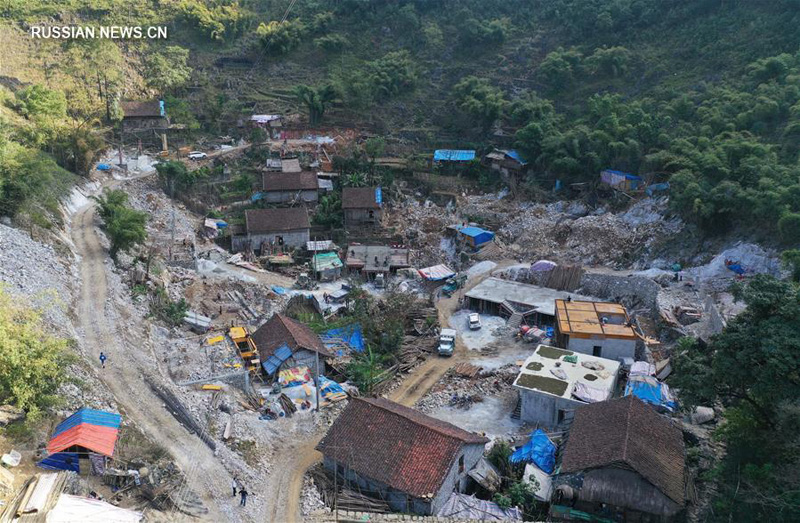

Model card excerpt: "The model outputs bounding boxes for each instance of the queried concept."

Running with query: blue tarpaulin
[262,343,293,375]
[510,429,556,473]
[434,150,476,162]
[727,263,745,275]
[625,376,678,412]
[271,285,287,295]
[97,163,111,171]
[251,192,265,202]
[505,150,528,165]
[321,324,365,354]
[646,182,670,196]
[376,187,382,205]
[38,452,80,472]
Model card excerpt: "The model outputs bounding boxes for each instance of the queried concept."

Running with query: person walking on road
[231,477,238,497]
[239,487,248,507]
[99,352,107,368]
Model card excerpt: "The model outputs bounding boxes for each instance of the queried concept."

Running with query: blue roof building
[434,150,476,162]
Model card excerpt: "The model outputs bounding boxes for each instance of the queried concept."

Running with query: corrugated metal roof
[52,408,121,437]
[457,226,494,239]
[433,150,475,162]
[505,149,528,165]
[418,264,456,281]
[262,343,293,375]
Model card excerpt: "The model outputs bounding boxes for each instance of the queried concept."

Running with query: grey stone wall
[566,337,636,361]
[577,273,660,311]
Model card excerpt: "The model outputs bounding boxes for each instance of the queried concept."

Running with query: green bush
[778,213,800,244]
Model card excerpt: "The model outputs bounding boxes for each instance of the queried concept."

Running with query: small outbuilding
[316,397,488,516]
[484,149,528,177]
[311,252,343,281]
[252,313,331,375]
[38,408,121,473]
[342,187,382,229]
[600,169,643,191]
[452,225,495,249]
[554,300,638,361]
[232,208,310,253]
[551,396,687,521]
[512,345,620,428]
[121,100,168,133]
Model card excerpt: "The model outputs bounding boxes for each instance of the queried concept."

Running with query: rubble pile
[414,365,518,413]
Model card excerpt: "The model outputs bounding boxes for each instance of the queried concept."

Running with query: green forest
[2,1,800,519]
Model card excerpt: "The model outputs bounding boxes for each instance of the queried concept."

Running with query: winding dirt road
[72,199,232,521]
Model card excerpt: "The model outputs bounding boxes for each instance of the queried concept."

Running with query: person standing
[239,487,248,507]
[99,352,107,368]
[231,477,238,497]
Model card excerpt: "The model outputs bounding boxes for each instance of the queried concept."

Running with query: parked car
[468,313,482,330]
[187,151,207,159]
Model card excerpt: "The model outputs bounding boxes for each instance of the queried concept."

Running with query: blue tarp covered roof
[263,343,293,375]
[38,452,80,472]
[434,150,476,162]
[321,324,365,355]
[53,408,121,437]
[505,150,528,165]
[510,429,556,473]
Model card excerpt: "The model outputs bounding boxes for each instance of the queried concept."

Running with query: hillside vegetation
[2,3,800,519]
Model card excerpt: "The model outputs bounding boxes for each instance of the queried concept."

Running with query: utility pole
[315,349,320,412]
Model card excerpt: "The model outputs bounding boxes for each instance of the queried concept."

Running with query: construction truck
[442,273,467,297]
[229,326,261,375]
[438,328,457,357]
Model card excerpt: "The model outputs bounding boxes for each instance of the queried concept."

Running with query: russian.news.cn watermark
[30,25,168,40]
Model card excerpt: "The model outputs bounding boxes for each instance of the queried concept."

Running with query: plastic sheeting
[523,463,553,502]
[437,492,522,521]
[572,382,609,404]
[48,494,142,522]
[262,344,293,376]
[625,375,678,412]
[531,260,557,272]
[278,366,311,387]
[38,452,80,472]
[321,324,365,354]
[510,429,556,473]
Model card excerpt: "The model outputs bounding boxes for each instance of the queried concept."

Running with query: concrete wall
[430,443,485,515]
[262,190,318,204]
[231,229,310,252]
[344,208,382,228]
[566,336,636,361]
[519,389,582,428]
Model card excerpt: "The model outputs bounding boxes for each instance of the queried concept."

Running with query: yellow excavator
[228,326,261,375]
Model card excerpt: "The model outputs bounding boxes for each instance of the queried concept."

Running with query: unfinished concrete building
[342,187,382,229]
[464,277,594,327]
[316,397,488,516]
[345,245,410,280]
[513,345,620,428]
[554,300,638,361]
[231,208,310,253]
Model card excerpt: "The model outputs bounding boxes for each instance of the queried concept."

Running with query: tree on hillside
[146,46,193,94]
[92,189,147,260]
[294,84,337,125]
[586,46,632,78]
[364,137,385,175]
[453,76,506,132]
[155,160,193,195]
[368,50,418,100]
[257,19,306,55]
[0,287,72,418]
[672,275,800,520]
[15,85,67,122]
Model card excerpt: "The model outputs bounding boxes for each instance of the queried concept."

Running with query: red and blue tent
[38,408,121,472]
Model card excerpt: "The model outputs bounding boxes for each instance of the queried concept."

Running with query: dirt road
[72,200,234,521]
